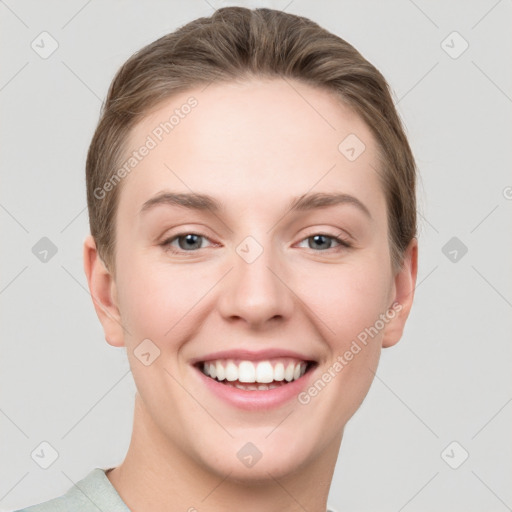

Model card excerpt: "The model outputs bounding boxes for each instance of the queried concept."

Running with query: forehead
[117,78,385,224]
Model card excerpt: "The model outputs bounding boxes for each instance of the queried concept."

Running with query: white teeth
[255,361,274,383]
[236,383,258,391]
[225,361,238,381]
[238,361,256,383]
[215,360,225,381]
[284,363,295,382]
[201,358,310,385]
[273,362,285,381]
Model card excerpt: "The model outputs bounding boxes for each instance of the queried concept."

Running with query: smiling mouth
[195,358,317,391]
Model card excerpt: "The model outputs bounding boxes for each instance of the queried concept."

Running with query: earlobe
[381,237,418,348]
[83,235,125,347]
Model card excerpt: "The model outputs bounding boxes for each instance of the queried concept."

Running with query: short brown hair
[86,6,417,275]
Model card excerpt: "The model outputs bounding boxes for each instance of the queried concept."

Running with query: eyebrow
[140,191,372,219]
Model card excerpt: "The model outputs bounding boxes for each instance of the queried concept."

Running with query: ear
[381,237,418,348]
[83,234,125,347]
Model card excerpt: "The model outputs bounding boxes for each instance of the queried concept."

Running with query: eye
[296,233,352,252]
[160,233,214,253]
[160,231,352,255]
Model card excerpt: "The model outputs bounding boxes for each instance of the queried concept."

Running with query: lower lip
[194,365,316,411]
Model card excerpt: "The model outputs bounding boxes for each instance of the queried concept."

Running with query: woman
[17,6,418,512]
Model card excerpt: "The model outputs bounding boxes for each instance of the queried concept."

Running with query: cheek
[310,260,391,412]
[116,238,392,351]
[301,260,391,349]
[300,266,388,424]
[116,256,209,342]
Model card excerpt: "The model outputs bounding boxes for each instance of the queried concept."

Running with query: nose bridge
[218,233,293,325]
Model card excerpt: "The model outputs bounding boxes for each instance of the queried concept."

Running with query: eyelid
[296,225,353,243]
[158,223,215,243]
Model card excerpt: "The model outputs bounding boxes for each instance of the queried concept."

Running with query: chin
[195,432,318,483]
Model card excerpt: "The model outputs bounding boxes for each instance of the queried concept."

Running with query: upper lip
[190,348,317,365]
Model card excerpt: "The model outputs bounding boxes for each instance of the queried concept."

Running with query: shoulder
[12,468,130,512]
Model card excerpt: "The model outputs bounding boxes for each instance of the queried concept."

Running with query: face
[88,78,416,481]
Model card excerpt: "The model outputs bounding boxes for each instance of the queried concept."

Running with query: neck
[107,394,342,512]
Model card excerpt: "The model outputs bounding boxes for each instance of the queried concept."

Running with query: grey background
[1,1,511,511]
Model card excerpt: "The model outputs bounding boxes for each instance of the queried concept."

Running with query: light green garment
[13,468,130,512]
[14,467,337,512]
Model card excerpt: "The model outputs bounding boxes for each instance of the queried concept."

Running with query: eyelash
[160,232,352,255]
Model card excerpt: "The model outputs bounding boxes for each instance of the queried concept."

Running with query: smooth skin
[84,78,418,512]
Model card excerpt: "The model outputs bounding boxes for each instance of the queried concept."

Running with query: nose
[217,240,294,329]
